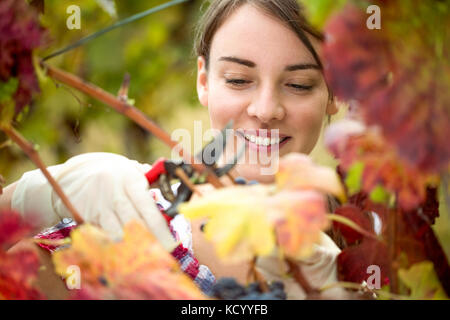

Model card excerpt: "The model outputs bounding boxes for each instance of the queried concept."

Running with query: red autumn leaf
[337,238,390,286]
[0,210,34,251]
[399,208,450,296]
[0,0,48,116]
[0,210,44,300]
[0,250,43,300]
[322,4,390,102]
[333,205,373,245]
[322,2,450,173]
[325,120,435,211]
[339,186,450,296]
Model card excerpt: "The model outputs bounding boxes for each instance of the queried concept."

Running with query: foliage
[0,0,449,301]
[319,0,450,298]
[398,261,447,300]
[0,0,202,181]
[52,221,206,300]
[322,1,450,173]
[0,210,44,300]
[180,153,342,263]
[0,0,48,125]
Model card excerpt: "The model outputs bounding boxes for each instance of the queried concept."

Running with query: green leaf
[398,261,448,300]
[344,161,364,195]
[0,78,19,102]
[301,0,347,30]
[369,184,390,204]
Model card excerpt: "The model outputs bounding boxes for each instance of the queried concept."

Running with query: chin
[234,163,277,184]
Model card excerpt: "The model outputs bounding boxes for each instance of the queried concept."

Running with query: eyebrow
[218,56,320,71]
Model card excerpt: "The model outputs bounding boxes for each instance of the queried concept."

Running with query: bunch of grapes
[0,0,47,118]
[210,277,287,300]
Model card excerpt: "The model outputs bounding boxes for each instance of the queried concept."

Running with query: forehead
[209,4,319,67]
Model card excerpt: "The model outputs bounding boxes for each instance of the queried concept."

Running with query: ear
[326,96,339,116]
[196,56,209,108]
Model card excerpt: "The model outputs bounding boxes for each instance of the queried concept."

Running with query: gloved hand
[11,152,177,252]
[255,232,350,299]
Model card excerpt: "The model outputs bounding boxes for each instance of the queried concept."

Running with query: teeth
[243,134,281,146]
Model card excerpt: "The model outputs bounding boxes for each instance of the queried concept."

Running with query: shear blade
[214,142,246,177]
[195,120,233,166]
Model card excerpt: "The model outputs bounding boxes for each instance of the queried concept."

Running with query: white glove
[256,232,350,299]
[11,152,177,252]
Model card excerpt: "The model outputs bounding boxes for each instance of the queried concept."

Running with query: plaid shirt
[34,187,216,296]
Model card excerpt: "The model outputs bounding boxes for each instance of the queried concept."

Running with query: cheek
[207,81,249,129]
[286,93,327,151]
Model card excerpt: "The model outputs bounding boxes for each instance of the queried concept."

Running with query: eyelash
[225,79,250,86]
[225,79,313,91]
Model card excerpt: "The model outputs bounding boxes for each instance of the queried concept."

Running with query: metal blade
[195,120,233,166]
[214,142,246,177]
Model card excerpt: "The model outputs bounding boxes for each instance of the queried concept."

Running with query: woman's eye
[225,79,251,86]
[287,83,313,91]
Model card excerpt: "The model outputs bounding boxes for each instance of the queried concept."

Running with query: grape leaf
[276,152,346,203]
[338,186,450,296]
[0,210,44,300]
[344,161,364,195]
[0,250,44,300]
[180,184,331,262]
[325,119,436,211]
[0,0,48,120]
[269,190,330,259]
[71,270,207,300]
[52,221,206,300]
[398,261,448,300]
[322,2,450,173]
[0,210,35,251]
[337,238,390,287]
[179,184,276,263]
[332,204,373,245]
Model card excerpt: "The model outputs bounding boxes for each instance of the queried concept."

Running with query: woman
[0,0,344,299]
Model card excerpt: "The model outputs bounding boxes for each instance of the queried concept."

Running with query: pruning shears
[144,121,245,217]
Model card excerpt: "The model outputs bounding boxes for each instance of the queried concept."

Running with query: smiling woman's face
[197,3,337,183]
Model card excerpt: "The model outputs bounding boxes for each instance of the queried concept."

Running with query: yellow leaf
[398,261,448,300]
[180,184,330,263]
[179,185,276,263]
[269,190,330,259]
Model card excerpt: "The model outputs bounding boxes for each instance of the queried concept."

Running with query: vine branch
[40,61,224,189]
[1,126,84,224]
[285,257,320,296]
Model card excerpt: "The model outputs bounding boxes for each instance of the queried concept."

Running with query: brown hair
[193,0,332,98]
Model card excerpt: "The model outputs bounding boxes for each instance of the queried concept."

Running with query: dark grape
[245,282,262,294]
[268,280,284,292]
[211,278,287,300]
[210,277,246,300]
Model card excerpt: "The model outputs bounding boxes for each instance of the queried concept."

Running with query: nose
[247,83,285,123]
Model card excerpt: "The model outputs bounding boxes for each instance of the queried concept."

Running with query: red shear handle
[145,157,167,185]
[145,157,174,225]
